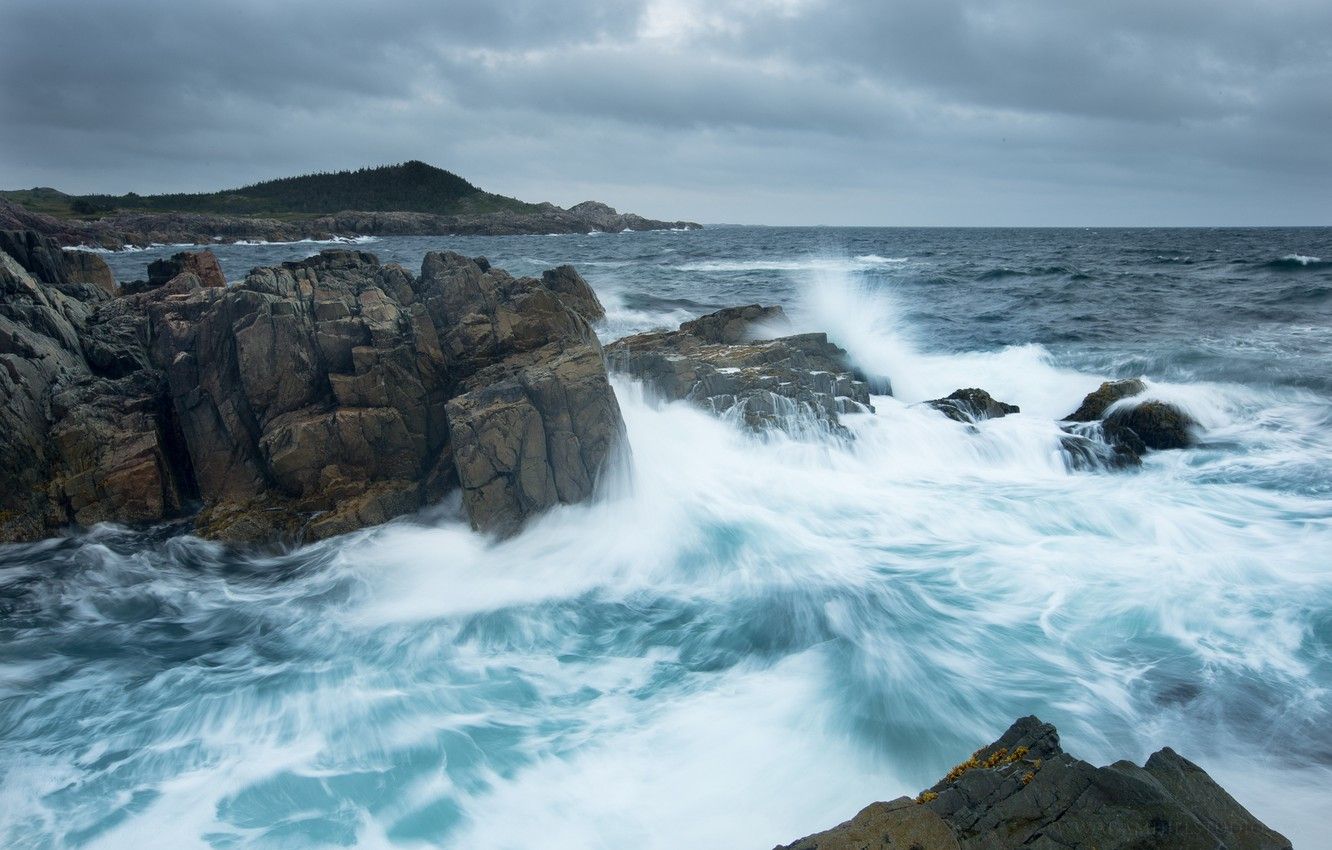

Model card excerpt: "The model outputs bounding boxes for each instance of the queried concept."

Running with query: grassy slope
[0,161,543,220]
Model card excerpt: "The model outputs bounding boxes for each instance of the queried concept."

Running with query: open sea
[3,226,1331,848]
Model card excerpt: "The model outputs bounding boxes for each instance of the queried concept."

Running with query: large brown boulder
[778,717,1290,850]
[62,250,117,296]
[0,233,626,543]
[606,306,872,436]
[147,249,227,289]
[1105,400,1198,450]
[1060,379,1197,467]
[1066,378,1148,422]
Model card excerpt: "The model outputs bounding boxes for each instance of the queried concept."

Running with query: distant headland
[0,160,701,249]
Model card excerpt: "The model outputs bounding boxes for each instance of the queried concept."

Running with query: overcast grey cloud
[1,0,1328,224]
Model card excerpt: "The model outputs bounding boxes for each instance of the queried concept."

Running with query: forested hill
[4,161,543,219]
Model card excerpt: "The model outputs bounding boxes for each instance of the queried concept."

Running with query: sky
[1,0,1328,225]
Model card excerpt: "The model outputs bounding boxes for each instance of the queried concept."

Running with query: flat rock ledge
[1,229,625,543]
[776,716,1290,850]
[605,305,874,436]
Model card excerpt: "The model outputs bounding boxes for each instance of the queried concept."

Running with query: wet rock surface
[777,716,1290,850]
[605,305,873,435]
[1060,379,1199,467]
[0,231,624,543]
[927,387,1020,423]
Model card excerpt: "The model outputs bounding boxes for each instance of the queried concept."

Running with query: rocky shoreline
[2,232,1272,845]
[1,230,625,542]
[777,716,1291,850]
[0,198,701,251]
[0,231,1205,544]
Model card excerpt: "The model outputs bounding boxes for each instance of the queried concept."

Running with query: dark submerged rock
[605,305,873,435]
[927,387,1019,423]
[1105,399,1198,450]
[777,716,1290,850]
[1060,379,1198,467]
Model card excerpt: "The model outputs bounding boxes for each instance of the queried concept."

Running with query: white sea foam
[3,247,1329,849]
[231,235,380,246]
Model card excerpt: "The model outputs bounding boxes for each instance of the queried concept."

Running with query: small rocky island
[0,161,701,249]
[778,716,1290,850]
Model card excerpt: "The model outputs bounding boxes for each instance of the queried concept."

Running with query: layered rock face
[777,716,1290,850]
[605,305,873,435]
[0,231,624,543]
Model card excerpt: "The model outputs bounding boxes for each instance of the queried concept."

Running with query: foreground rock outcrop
[0,230,624,543]
[777,716,1290,850]
[605,305,874,435]
[0,197,701,251]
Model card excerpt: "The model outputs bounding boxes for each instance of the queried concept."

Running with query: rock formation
[926,388,1020,423]
[605,305,873,435]
[1060,379,1199,468]
[0,230,624,543]
[777,716,1290,850]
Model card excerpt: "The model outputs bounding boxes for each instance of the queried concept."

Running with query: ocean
[4,226,1331,848]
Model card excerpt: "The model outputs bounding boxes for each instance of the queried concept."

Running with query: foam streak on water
[6,226,1332,849]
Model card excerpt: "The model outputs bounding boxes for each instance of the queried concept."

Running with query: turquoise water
[4,227,1331,848]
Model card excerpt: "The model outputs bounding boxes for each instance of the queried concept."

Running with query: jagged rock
[1105,400,1197,450]
[0,248,96,540]
[47,371,190,527]
[0,233,625,543]
[777,798,960,850]
[422,253,624,534]
[0,229,71,287]
[147,249,227,289]
[606,306,872,435]
[677,304,789,344]
[62,250,117,295]
[927,388,1019,423]
[1066,378,1147,421]
[540,264,605,323]
[780,717,1291,850]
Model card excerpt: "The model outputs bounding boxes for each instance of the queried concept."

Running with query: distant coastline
[0,161,701,249]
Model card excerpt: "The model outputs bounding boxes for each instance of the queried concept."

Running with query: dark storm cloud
[0,0,1327,224]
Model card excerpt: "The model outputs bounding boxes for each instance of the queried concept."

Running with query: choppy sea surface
[5,226,1332,848]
